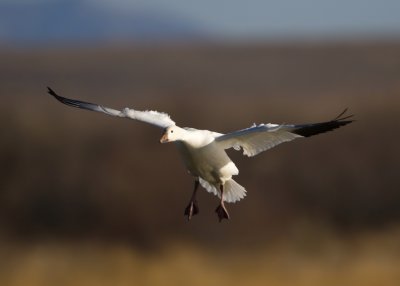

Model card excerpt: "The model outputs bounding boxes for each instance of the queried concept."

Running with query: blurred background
[1,0,400,285]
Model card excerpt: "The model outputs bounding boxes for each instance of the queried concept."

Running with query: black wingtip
[47,87,62,101]
[292,109,355,138]
[47,87,66,104]
[46,86,107,112]
[47,86,55,96]
[333,108,355,121]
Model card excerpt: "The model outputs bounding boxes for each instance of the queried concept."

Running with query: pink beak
[160,133,169,143]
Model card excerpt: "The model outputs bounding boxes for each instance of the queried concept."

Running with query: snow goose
[48,87,354,222]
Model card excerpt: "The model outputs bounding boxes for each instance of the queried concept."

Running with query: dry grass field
[0,41,400,285]
[1,229,400,286]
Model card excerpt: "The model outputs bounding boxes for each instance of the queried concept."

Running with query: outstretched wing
[215,109,354,157]
[48,87,176,129]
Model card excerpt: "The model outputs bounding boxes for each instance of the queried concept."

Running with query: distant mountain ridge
[0,0,205,45]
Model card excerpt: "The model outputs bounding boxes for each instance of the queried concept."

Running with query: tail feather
[199,178,247,203]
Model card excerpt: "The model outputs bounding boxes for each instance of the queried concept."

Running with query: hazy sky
[94,0,400,38]
[3,0,400,39]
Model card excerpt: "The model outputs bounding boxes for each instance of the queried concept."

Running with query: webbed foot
[215,204,230,222]
[184,200,199,221]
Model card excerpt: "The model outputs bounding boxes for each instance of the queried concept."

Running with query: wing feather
[48,87,175,129]
[216,110,354,157]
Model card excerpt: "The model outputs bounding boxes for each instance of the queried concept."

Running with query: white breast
[175,132,238,185]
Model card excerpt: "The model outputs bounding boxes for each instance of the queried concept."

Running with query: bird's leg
[215,184,230,222]
[184,179,200,221]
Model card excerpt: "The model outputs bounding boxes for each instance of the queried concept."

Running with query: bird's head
[160,126,185,143]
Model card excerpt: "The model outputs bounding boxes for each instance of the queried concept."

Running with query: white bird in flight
[48,87,354,222]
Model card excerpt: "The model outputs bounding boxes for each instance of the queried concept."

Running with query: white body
[175,129,238,185]
[162,127,246,203]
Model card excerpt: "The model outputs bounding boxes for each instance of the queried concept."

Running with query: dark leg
[215,184,230,222]
[184,179,200,221]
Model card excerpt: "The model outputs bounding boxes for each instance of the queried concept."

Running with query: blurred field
[1,228,400,286]
[1,41,400,285]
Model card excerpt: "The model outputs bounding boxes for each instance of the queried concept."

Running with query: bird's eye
[170,130,174,133]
